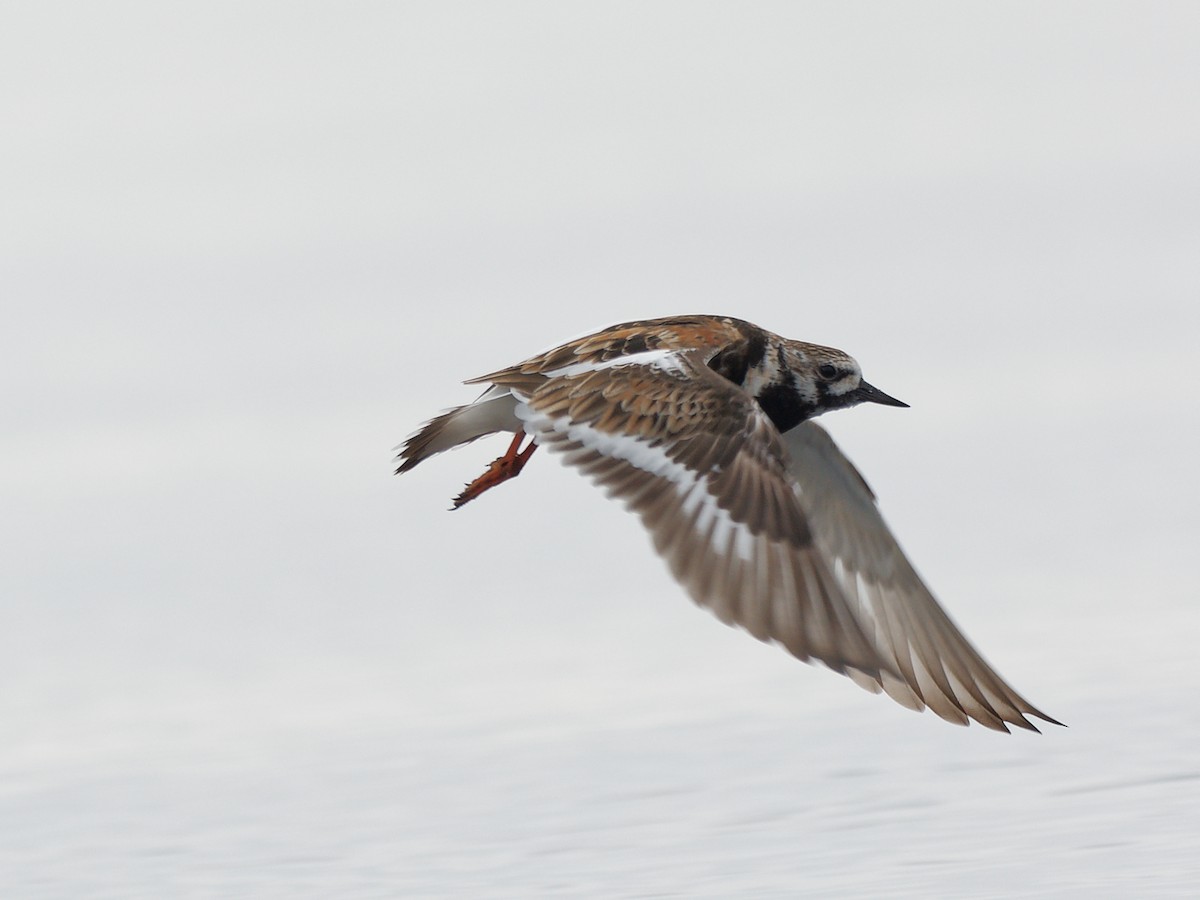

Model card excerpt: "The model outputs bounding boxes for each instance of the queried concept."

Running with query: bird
[395,314,1060,733]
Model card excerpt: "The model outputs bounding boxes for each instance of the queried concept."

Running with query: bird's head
[751,341,908,432]
[791,343,909,413]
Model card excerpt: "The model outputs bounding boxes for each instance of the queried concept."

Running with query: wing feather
[782,422,1061,732]
[516,352,887,683]
[509,349,1057,731]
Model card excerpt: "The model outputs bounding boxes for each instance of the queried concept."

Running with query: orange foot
[452,432,538,509]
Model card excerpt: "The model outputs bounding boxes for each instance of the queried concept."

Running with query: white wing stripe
[518,403,756,562]
[542,349,688,378]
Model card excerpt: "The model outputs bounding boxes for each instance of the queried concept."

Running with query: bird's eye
[817,364,839,380]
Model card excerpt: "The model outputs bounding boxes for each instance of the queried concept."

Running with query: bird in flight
[395,315,1060,732]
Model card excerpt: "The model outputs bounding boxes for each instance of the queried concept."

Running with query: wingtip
[1030,711,1067,730]
[997,708,1067,734]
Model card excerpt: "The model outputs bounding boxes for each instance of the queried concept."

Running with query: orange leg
[452,432,538,509]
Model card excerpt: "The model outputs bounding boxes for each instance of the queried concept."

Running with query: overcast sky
[2,3,1199,894]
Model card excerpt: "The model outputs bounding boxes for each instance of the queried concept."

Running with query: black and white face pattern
[749,344,865,433]
[806,348,867,411]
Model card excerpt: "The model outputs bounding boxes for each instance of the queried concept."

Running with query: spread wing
[514,350,892,689]
[514,351,1059,732]
[782,422,1062,732]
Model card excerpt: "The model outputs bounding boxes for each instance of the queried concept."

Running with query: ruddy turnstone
[396,315,1060,732]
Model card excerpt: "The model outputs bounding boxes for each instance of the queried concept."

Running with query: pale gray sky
[3,3,1199,895]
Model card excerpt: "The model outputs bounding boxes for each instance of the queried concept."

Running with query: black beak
[853,380,909,408]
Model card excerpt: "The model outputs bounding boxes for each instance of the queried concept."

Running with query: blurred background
[2,2,1198,897]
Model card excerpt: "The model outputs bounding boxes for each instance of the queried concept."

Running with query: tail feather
[395,388,521,474]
